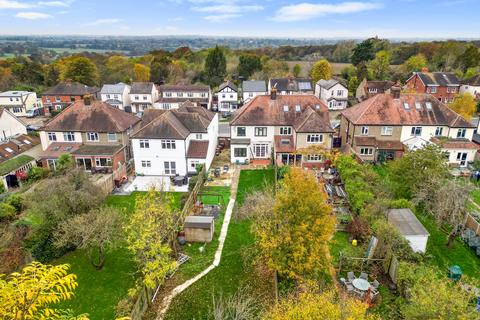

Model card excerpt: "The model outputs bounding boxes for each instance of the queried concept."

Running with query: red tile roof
[231,95,333,133]
[431,137,478,150]
[342,93,474,128]
[186,140,209,158]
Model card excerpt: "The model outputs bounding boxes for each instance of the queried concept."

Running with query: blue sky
[0,0,479,38]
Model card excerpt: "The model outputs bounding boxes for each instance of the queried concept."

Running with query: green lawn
[470,188,480,207]
[55,191,183,320]
[329,231,365,266]
[417,213,480,280]
[165,169,275,320]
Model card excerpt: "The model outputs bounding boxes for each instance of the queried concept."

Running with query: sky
[0,0,479,39]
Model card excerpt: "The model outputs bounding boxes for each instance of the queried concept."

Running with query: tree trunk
[447,225,459,248]
[89,246,105,270]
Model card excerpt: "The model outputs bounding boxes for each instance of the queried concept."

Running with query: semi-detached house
[42,81,99,115]
[230,93,334,168]
[131,105,218,177]
[341,87,476,166]
[156,85,211,110]
[130,82,159,113]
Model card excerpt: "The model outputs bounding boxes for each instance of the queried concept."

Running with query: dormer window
[403,103,410,110]
[283,105,289,112]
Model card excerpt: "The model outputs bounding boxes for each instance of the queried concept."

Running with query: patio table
[352,278,370,291]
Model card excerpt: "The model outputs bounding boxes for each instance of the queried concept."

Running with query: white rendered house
[100,83,131,111]
[217,81,238,114]
[0,108,27,140]
[129,82,159,113]
[0,91,38,116]
[242,80,267,103]
[315,79,348,110]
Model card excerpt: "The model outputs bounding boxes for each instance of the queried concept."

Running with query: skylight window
[425,102,432,110]
[23,140,31,145]
[5,147,13,153]
[283,105,289,112]
[415,102,421,110]
[315,104,320,110]
[403,103,410,110]
[295,105,301,112]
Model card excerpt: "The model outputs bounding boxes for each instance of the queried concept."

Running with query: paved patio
[125,176,189,193]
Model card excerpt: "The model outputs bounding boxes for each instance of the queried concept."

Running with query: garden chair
[360,272,368,280]
[347,271,355,282]
[353,289,365,298]
[372,279,380,291]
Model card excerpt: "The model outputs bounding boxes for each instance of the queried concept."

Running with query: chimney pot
[84,94,92,106]
[391,85,401,99]
[271,88,277,100]
[421,67,429,73]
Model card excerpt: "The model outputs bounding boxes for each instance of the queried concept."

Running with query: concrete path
[156,168,240,319]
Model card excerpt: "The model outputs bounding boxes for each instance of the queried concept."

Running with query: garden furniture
[347,271,355,282]
[372,279,380,290]
[360,272,368,280]
[352,278,370,292]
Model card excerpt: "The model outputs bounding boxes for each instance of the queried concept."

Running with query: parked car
[25,107,44,118]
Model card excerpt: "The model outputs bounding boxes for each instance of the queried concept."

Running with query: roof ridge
[134,111,171,137]
[166,112,189,137]
[356,94,381,123]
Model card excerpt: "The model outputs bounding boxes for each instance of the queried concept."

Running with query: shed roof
[387,208,429,236]
[184,215,214,229]
[243,80,266,92]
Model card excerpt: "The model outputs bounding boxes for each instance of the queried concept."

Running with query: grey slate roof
[101,83,129,95]
[387,208,429,236]
[242,80,266,92]
[130,82,155,94]
[184,215,214,229]
[269,78,313,92]
[462,74,480,86]
[317,79,345,90]
[416,72,460,86]
[43,82,99,96]
[219,80,238,92]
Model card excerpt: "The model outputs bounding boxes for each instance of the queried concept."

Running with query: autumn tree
[204,45,227,87]
[105,55,133,83]
[133,63,150,82]
[264,290,377,320]
[310,59,332,84]
[251,168,335,280]
[260,59,289,79]
[449,93,477,120]
[348,75,359,96]
[60,56,99,86]
[125,189,178,288]
[457,45,480,72]
[54,207,122,269]
[368,50,391,80]
[398,262,477,319]
[402,53,427,74]
[0,262,78,319]
[388,144,449,199]
[292,63,301,77]
[237,54,262,79]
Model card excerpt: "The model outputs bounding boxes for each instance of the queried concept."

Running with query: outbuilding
[184,215,214,243]
[387,208,430,253]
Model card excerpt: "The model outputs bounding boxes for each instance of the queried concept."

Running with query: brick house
[38,98,141,172]
[405,71,460,104]
[356,78,395,101]
[42,81,99,115]
[230,93,334,168]
[341,87,476,166]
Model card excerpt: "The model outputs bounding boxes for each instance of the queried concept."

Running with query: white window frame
[253,144,268,158]
[280,127,292,135]
[47,132,57,141]
[381,126,393,136]
[361,126,369,135]
[107,133,117,142]
[360,148,374,155]
[411,127,422,136]
[141,160,151,168]
[139,139,150,149]
[95,157,112,167]
[435,127,443,136]
[307,134,323,143]
[87,132,99,142]
[164,161,176,175]
[161,140,176,149]
[63,132,75,142]
[254,127,267,137]
[457,128,466,138]
[237,127,246,137]
[234,147,247,158]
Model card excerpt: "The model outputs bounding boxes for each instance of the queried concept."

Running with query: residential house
[42,81,99,115]
[217,81,238,114]
[242,80,267,102]
[405,71,460,104]
[356,78,394,101]
[0,108,27,141]
[156,84,211,110]
[230,93,334,168]
[315,79,349,111]
[341,88,476,166]
[460,74,480,100]
[130,82,159,113]
[39,98,141,171]
[100,82,131,111]
[131,105,218,176]
[268,77,314,95]
[0,134,41,191]
[0,91,39,116]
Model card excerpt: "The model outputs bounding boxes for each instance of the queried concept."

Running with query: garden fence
[129,165,207,320]
[465,213,480,236]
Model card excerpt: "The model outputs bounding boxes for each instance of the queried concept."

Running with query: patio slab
[125,176,189,193]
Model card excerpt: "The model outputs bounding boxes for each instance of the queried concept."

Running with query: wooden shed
[184,216,214,243]
[387,208,429,253]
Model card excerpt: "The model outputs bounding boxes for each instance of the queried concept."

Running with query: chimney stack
[84,94,92,106]
[391,84,401,99]
[271,87,277,100]
[421,67,429,73]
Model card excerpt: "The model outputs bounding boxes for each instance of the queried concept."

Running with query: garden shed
[184,216,214,243]
[387,208,430,253]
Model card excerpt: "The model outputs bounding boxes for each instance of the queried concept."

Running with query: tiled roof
[43,82,99,96]
[219,80,237,92]
[462,74,480,86]
[431,137,478,150]
[130,82,155,94]
[243,80,266,92]
[101,83,129,94]
[186,140,209,158]
[269,78,313,92]
[132,106,215,139]
[0,134,40,162]
[157,97,209,103]
[72,144,124,156]
[230,95,333,133]
[342,93,474,128]
[39,142,81,159]
[366,81,395,91]
[415,72,460,86]
[41,99,140,132]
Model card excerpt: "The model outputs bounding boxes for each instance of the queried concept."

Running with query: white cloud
[0,0,32,9]
[204,13,240,21]
[38,1,71,7]
[193,3,262,14]
[272,1,382,22]
[15,11,52,19]
[85,18,121,26]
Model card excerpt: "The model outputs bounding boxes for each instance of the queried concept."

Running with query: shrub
[188,175,198,192]
[372,220,414,260]
[0,203,17,221]
[6,194,23,213]
[27,166,48,182]
[388,198,412,209]
[346,216,372,243]
[0,182,5,195]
